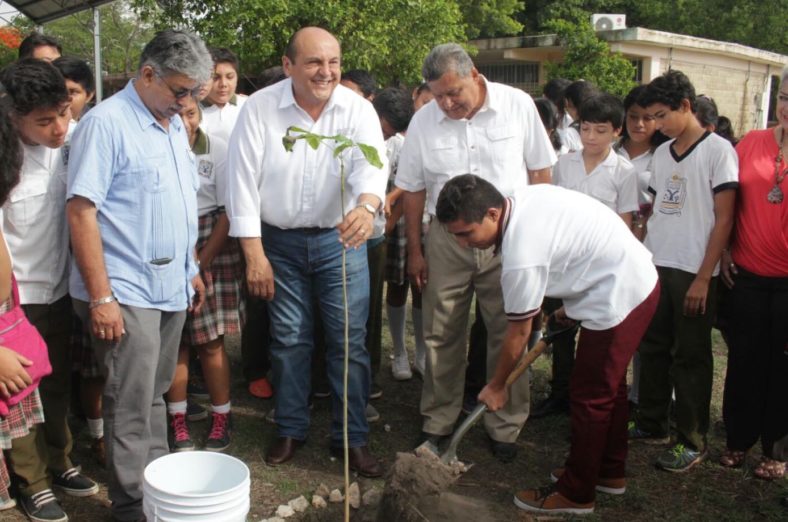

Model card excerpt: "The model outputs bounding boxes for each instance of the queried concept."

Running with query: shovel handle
[503,338,549,388]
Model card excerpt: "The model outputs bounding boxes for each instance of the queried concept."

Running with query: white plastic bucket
[143,451,250,522]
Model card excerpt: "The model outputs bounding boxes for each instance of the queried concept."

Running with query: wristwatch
[357,203,378,216]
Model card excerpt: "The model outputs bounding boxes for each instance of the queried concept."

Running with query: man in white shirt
[226,27,387,477]
[395,43,556,461]
[436,174,659,516]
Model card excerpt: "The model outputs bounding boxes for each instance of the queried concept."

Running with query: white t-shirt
[201,95,247,143]
[617,146,654,207]
[395,78,556,215]
[644,131,738,275]
[193,131,229,216]
[500,184,658,330]
[553,148,639,215]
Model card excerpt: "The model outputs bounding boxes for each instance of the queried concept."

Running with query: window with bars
[631,59,644,83]
[476,62,540,94]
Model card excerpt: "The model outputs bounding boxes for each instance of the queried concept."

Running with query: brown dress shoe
[330,445,383,478]
[266,437,304,465]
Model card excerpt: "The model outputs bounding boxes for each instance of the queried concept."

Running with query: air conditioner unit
[591,14,627,31]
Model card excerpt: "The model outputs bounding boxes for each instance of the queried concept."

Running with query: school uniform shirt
[192,128,229,216]
[226,79,388,236]
[558,125,583,153]
[617,146,654,207]
[552,148,639,215]
[645,131,738,275]
[2,125,74,305]
[201,94,246,143]
[499,184,657,330]
[395,77,556,215]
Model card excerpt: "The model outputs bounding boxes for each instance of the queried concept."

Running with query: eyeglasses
[155,71,201,100]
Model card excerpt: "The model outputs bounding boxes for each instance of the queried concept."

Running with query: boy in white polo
[629,70,738,473]
[436,174,659,515]
[536,93,640,419]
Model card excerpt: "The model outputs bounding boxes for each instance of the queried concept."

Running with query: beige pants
[420,221,530,443]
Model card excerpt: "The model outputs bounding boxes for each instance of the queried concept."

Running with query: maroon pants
[556,283,660,503]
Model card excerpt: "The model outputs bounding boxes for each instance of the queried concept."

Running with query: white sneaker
[391,354,413,381]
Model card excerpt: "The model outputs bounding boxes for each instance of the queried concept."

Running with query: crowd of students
[0,27,785,521]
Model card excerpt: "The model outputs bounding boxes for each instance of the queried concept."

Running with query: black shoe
[52,468,99,497]
[204,412,232,452]
[530,395,569,419]
[369,383,383,400]
[489,438,518,463]
[20,489,68,522]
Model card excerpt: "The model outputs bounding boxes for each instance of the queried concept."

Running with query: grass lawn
[6,313,787,521]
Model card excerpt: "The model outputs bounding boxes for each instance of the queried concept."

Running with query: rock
[347,481,361,509]
[362,487,382,507]
[312,494,327,509]
[384,424,391,432]
[329,489,344,503]
[315,483,331,499]
[275,504,295,518]
[288,495,309,513]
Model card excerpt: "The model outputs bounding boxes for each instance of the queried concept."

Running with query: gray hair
[422,43,474,82]
[139,29,213,85]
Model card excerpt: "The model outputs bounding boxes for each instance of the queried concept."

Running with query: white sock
[387,304,408,359]
[412,306,426,362]
[86,417,103,440]
[167,400,187,416]
[211,401,231,414]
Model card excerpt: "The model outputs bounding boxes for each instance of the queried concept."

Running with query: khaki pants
[420,221,530,443]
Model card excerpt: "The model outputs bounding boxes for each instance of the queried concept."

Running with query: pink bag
[0,277,52,416]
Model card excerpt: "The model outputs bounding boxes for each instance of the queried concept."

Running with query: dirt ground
[3,320,787,521]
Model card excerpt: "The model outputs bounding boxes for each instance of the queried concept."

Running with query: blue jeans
[262,224,371,447]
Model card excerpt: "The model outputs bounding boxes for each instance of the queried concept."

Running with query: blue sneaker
[628,421,670,445]
[656,443,707,472]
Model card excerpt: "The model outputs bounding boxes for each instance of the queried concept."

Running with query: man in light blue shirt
[66,30,211,522]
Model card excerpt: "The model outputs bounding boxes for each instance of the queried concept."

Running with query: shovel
[419,321,580,466]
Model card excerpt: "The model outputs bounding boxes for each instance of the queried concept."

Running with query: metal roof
[3,0,116,25]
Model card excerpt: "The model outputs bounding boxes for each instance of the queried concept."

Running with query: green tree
[12,1,155,76]
[132,0,525,85]
[544,18,636,97]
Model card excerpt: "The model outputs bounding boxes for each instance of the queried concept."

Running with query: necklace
[767,127,788,204]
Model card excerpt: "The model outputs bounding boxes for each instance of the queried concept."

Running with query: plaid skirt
[385,217,429,286]
[183,211,245,346]
[1,389,44,504]
[71,311,102,379]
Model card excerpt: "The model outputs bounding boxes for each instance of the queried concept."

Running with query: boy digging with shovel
[436,174,659,516]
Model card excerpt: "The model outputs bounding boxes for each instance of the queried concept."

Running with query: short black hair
[579,93,625,129]
[53,56,95,94]
[18,33,62,59]
[620,84,669,149]
[0,58,69,116]
[372,87,413,134]
[0,98,22,206]
[210,47,239,72]
[436,174,504,225]
[542,77,571,107]
[534,98,562,152]
[414,82,430,96]
[342,69,377,98]
[641,69,696,112]
[564,80,598,111]
[715,116,738,146]
[695,95,718,128]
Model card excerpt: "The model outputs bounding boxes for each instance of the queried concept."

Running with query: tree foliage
[9,1,155,75]
[132,0,524,86]
[544,18,636,97]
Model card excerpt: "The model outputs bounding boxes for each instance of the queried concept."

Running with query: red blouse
[730,128,788,276]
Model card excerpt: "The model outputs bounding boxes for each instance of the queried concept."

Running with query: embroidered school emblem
[658,173,686,215]
[198,159,213,178]
[61,144,70,166]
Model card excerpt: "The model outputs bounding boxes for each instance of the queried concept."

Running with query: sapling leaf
[282,135,297,152]
[357,143,383,169]
[305,135,322,150]
[333,143,352,157]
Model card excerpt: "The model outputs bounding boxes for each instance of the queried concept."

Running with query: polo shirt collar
[494,196,513,256]
[201,93,239,108]
[192,126,209,155]
[124,79,182,133]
